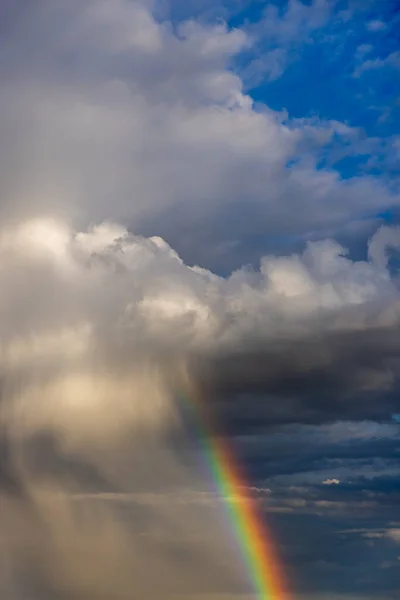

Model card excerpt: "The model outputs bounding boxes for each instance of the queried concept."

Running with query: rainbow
[179,387,289,600]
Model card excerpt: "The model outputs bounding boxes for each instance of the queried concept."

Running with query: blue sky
[164,1,400,143]
[237,1,400,176]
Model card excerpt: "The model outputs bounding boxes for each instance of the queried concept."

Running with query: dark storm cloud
[194,325,400,430]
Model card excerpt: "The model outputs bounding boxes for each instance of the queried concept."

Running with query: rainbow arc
[179,388,289,600]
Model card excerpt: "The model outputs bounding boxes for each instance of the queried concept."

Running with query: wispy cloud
[366,20,388,32]
[354,51,400,77]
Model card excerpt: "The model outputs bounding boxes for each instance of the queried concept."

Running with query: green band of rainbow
[179,389,289,600]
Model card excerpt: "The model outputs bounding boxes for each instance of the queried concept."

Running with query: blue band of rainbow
[178,389,289,600]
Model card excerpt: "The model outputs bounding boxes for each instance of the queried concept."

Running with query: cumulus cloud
[0,218,248,597]
[1,218,400,362]
[0,0,397,272]
[1,217,400,444]
[0,215,399,468]
[0,216,399,597]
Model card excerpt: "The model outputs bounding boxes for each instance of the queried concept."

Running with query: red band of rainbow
[179,388,289,600]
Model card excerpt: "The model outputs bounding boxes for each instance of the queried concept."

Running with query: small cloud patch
[366,20,387,32]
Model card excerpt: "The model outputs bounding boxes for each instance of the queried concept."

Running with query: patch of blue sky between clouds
[223,1,400,184]
[156,1,399,228]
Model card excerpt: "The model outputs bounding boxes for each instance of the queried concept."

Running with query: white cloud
[354,51,400,77]
[257,0,334,44]
[1,219,400,363]
[241,48,288,86]
[1,218,400,452]
[241,0,337,87]
[366,20,387,32]
[362,528,400,544]
[368,225,400,269]
[355,44,373,60]
[386,529,400,543]
[0,0,396,270]
[323,479,340,485]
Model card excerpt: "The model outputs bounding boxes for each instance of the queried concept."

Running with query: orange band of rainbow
[179,389,289,600]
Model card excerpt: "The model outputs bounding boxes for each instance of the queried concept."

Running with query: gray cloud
[0,0,397,270]
[0,214,398,597]
[0,216,399,597]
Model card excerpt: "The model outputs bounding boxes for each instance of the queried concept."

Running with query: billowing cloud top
[1,218,400,439]
[1,218,400,355]
[1,0,398,272]
[0,0,399,478]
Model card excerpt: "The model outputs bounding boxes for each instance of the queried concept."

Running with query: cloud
[323,479,340,485]
[240,0,336,87]
[1,219,400,434]
[241,48,288,86]
[367,225,400,269]
[355,44,373,60]
[387,529,400,543]
[0,0,397,273]
[354,51,400,77]
[0,215,399,596]
[256,0,334,44]
[361,528,400,544]
[366,20,387,32]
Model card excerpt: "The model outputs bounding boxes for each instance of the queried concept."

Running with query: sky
[0,1,399,599]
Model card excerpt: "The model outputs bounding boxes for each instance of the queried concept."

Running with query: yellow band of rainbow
[179,389,289,600]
